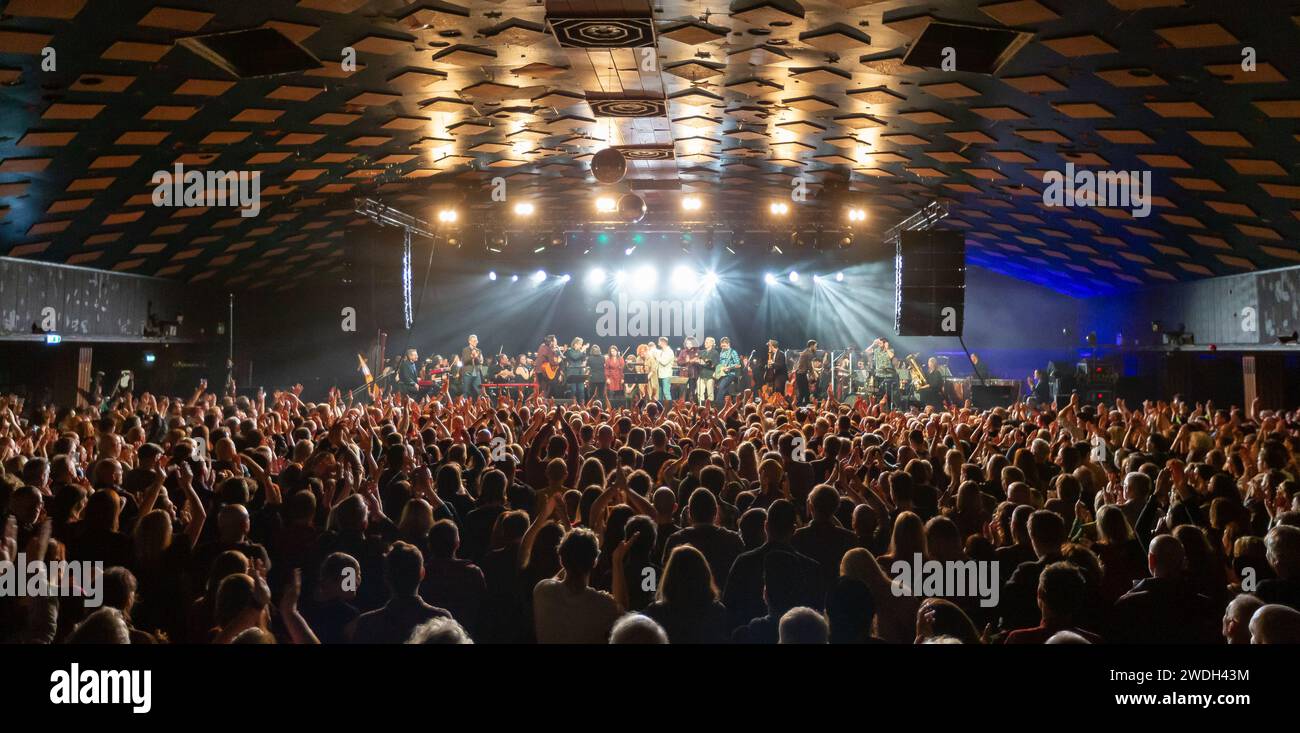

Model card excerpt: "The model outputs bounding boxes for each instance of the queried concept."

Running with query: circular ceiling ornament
[549,18,655,49]
[590,147,626,184]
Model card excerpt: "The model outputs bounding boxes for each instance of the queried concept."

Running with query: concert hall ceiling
[1,0,1298,296]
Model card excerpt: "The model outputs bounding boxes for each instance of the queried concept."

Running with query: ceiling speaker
[618,193,646,224]
[591,148,626,184]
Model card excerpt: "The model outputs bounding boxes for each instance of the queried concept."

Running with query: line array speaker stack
[894,230,966,337]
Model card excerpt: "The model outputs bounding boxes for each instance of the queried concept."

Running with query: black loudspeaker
[895,230,966,336]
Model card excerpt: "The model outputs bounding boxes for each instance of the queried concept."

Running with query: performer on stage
[514,353,533,382]
[604,345,625,405]
[536,335,562,398]
[920,356,946,408]
[654,336,675,401]
[460,334,485,398]
[676,337,700,403]
[1029,368,1052,407]
[491,353,514,383]
[565,337,590,403]
[809,356,828,402]
[637,343,656,401]
[714,337,741,405]
[397,348,421,397]
[762,339,788,396]
[868,337,898,405]
[695,336,719,405]
[587,343,606,402]
[794,339,818,405]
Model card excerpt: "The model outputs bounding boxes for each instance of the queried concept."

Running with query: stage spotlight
[813,274,822,283]
[682,195,703,212]
[488,271,497,281]
[586,267,606,287]
[633,265,657,290]
[624,246,636,256]
[596,196,616,213]
[437,208,458,223]
[531,269,546,284]
[670,265,698,292]
[559,274,571,283]
[847,207,867,223]
[768,201,790,216]
[511,274,519,282]
[614,269,627,287]
[702,270,719,290]
[835,271,844,282]
[839,232,854,249]
[764,273,777,285]
[513,201,535,217]
[789,271,799,283]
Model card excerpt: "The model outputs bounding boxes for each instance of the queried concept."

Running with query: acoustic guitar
[537,349,562,382]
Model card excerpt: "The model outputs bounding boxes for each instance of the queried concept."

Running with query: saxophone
[905,354,929,389]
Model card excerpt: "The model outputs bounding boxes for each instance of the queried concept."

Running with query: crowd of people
[2,381,1299,645]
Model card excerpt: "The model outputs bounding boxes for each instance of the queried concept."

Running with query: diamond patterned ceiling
[1,0,1298,296]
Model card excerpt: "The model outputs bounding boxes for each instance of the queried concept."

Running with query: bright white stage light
[613,269,627,287]
[559,274,571,283]
[836,271,844,282]
[633,265,657,290]
[437,209,458,223]
[789,271,799,283]
[671,265,698,292]
[586,267,606,287]
[682,195,703,211]
[764,273,777,285]
[702,271,719,289]
[488,271,497,281]
[846,207,867,223]
[812,274,822,283]
[513,201,535,216]
[596,196,616,213]
[769,201,789,216]
[531,269,547,284]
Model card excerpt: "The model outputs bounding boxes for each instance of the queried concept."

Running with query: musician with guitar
[713,337,742,405]
[460,334,486,398]
[535,335,563,398]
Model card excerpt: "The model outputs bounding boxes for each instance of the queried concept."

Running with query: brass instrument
[905,353,929,390]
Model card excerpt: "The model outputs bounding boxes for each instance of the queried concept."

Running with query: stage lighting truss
[884,200,950,247]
